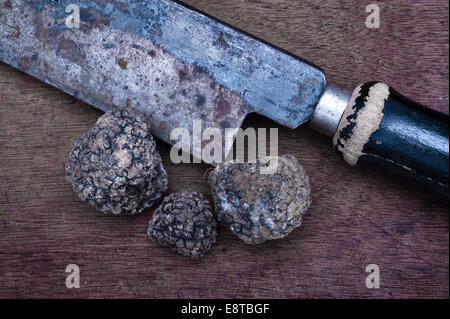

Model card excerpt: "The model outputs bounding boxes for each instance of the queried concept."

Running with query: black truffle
[148,191,218,258]
[65,109,168,215]
[209,155,311,244]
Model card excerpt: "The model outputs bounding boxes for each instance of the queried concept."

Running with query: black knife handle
[333,82,449,197]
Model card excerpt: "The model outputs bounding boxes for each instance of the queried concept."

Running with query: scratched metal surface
[0,0,325,159]
[0,0,448,299]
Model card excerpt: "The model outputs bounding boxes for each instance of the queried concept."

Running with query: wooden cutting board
[0,0,448,298]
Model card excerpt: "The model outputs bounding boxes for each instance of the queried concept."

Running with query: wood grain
[0,0,448,298]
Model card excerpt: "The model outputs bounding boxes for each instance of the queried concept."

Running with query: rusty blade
[0,0,326,159]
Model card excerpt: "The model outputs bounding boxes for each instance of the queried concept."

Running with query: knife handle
[333,82,449,197]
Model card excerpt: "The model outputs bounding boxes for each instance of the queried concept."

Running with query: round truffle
[65,109,168,215]
[209,155,311,244]
[148,191,218,258]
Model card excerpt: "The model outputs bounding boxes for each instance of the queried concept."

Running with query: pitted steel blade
[0,0,326,159]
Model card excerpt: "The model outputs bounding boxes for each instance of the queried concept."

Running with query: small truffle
[148,191,218,258]
[209,155,311,244]
[66,109,168,215]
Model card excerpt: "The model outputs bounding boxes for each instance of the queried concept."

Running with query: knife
[0,0,448,196]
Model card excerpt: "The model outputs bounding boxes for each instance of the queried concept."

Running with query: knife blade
[0,0,325,159]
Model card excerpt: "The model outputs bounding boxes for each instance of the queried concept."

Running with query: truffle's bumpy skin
[148,191,218,258]
[209,155,311,244]
[65,109,168,215]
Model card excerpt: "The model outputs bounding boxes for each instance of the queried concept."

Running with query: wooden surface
[0,0,448,298]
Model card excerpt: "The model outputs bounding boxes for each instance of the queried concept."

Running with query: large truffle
[148,191,218,258]
[209,155,311,244]
[65,109,168,215]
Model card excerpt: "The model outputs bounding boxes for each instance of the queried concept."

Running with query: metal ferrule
[309,83,351,137]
